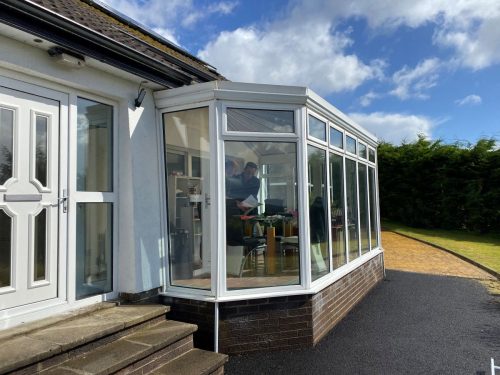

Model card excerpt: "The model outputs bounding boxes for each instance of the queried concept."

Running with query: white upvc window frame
[329,123,345,152]
[67,92,118,304]
[306,110,329,146]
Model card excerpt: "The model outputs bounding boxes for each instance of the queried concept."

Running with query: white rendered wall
[0,32,165,296]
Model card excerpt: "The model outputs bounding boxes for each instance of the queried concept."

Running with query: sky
[101,0,500,145]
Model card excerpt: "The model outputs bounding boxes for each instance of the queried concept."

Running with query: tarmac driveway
[226,232,500,375]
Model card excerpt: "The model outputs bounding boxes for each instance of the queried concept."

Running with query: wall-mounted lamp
[134,81,148,108]
[48,47,85,69]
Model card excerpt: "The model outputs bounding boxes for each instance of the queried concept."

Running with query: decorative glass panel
[227,108,294,133]
[369,148,376,163]
[76,203,113,299]
[358,164,370,254]
[0,108,14,185]
[330,127,343,149]
[225,141,299,289]
[0,209,11,288]
[308,115,326,141]
[77,98,113,192]
[359,143,367,159]
[369,167,378,248]
[346,136,356,154]
[164,107,212,289]
[35,115,48,187]
[308,145,329,280]
[34,209,47,281]
[330,153,346,269]
[345,159,359,260]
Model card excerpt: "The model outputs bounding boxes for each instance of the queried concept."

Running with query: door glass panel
[76,203,113,299]
[358,164,370,254]
[330,153,346,269]
[224,141,299,289]
[35,115,48,187]
[308,145,329,280]
[77,98,113,192]
[227,108,294,133]
[34,209,47,281]
[346,159,359,260]
[0,107,14,185]
[164,107,211,289]
[0,209,11,288]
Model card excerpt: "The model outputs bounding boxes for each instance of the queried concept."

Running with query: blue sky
[102,0,500,145]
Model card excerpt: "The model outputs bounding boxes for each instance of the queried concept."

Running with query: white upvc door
[0,86,62,310]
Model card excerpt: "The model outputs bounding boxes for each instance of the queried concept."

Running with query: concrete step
[151,349,228,375]
[40,320,198,375]
[0,304,170,374]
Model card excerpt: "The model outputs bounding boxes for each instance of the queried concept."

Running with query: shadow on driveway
[226,270,500,375]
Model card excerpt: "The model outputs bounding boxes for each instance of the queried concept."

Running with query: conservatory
[154,81,384,353]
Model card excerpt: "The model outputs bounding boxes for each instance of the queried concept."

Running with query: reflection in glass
[369,167,378,248]
[227,108,294,133]
[308,146,329,280]
[346,159,359,260]
[0,209,11,288]
[77,98,113,192]
[35,115,48,187]
[330,127,343,149]
[369,148,376,163]
[76,203,113,299]
[308,115,326,141]
[164,107,211,289]
[358,164,370,254]
[34,209,47,281]
[225,141,299,289]
[359,143,367,159]
[0,108,14,185]
[330,153,345,269]
[346,136,356,154]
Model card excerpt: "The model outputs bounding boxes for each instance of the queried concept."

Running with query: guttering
[0,0,219,87]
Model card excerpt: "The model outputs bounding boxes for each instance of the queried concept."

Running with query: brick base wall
[163,253,384,355]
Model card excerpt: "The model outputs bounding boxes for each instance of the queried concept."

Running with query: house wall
[0,33,165,297]
[163,253,384,354]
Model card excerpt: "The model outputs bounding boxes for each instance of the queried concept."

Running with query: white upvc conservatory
[154,81,382,302]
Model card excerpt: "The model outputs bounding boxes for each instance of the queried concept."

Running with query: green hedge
[378,136,500,233]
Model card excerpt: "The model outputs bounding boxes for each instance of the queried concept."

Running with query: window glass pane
[369,167,378,248]
[346,136,356,154]
[369,148,376,163]
[227,108,294,133]
[358,164,370,254]
[76,203,113,299]
[0,209,11,288]
[35,115,48,187]
[330,127,343,149]
[345,159,359,260]
[330,153,346,269]
[308,115,326,141]
[308,146,329,280]
[225,141,299,289]
[164,108,211,289]
[0,107,14,185]
[359,143,367,159]
[34,209,47,282]
[77,98,113,192]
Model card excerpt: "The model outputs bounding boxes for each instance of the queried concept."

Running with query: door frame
[0,74,69,320]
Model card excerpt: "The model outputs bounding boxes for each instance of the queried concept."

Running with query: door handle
[54,189,68,213]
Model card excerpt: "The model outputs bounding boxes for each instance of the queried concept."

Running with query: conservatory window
[227,108,294,133]
[346,135,357,154]
[225,141,300,289]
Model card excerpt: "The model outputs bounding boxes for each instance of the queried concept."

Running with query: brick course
[163,253,384,354]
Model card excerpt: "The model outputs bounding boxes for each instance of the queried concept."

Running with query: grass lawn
[382,220,500,275]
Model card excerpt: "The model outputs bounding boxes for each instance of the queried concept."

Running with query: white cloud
[152,28,180,46]
[359,91,382,107]
[348,112,435,144]
[199,18,384,94]
[390,58,441,100]
[455,94,482,106]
